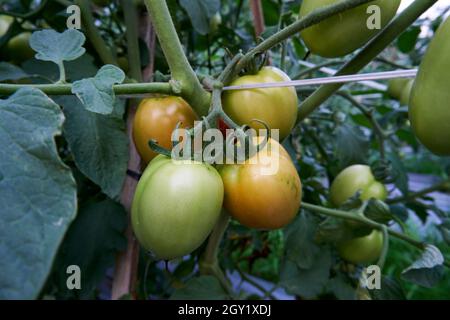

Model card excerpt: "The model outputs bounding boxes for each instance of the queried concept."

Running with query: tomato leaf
[170,276,229,300]
[72,65,125,115]
[56,96,128,200]
[0,62,29,81]
[401,245,445,288]
[397,26,421,53]
[334,124,369,168]
[388,152,409,196]
[179,0,220,35]
[0,88,77,299]
[49,199,127,299]
[326,275,357,300]
[30,29,85,64]
[369,276,406,300]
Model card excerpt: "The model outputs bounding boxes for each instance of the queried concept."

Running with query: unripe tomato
[299,0,401,58]
[219,138,302,230]
[330,164,387,207]
[409,16,450,156]
[399,79,414,106]
[387,78,410,100]
[337,230,383,264]
[117,56,129,73]
[133,96,198,163]
[6,32,34,63]
[132,155,224,260]
[209,12,222,33]
[222,67,298,141]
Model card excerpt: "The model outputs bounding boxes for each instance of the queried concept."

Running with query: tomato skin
[387,78,410,100]
[222,67,298,141]
[132,155,224,260]
[133,96,198,164]
[299,0,400,58]
[399,79,414,106]
[337,230,383,264]
[330,164,387,207]
[409,17,450,156]
[219,138,302,230]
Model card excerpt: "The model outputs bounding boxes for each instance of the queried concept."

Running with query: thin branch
[249,0,265,38]
[387,180,450,204]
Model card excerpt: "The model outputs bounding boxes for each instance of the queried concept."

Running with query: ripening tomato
[330,164,387,207]
[219,138,302,230]
[299,0,401,58]
[337,230,384,264]
[409,16,450,156]
[132,155,224,260]
[222,67,298,141]
[133,96,198,163]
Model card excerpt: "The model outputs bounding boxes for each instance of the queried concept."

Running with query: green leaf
[170,276,228,300]
[56,96,128,200]
[51,199,127,299]
[179,0,220,35]
[438,219,450,246]
[364,199,392,224]
[0,62,29,81]
[401,245,445,288]
[72,65,125,115]
[326,275,356,300]
[388,152,409,196]
[369,276,406,300]
[334,124,369,168]
[280,249,333,299]
[30,29,85,64]
[397,26,421,53]
[0,88,77,299]
[284,212,320,269]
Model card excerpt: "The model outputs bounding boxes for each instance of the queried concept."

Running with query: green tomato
[387,78,410,100]
[131,155,224,260]
[0,15,13,36]
[222,66,298,141]
[330,164,387,207]
[299,0,401,58]
[209,13,222,33]
[409,16,450,156]
[337,230,384,264]
[399,79,414,106]
[6,32,34,63]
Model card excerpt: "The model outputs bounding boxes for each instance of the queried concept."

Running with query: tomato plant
[219,138,302,230]
[132,155,224,260]
[133,96,198,163]
[299,0,401,57]
[222,67,298,141]
[337,230,384,264]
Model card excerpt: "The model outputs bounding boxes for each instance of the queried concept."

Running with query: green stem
[297,0,438,122]
[377,225,389,270]
[0,82,173,96]
[76,0,117,65]
[121,0,142,82]
[144,0,211,116]
[236,0,375,72]
[386,180,450,204]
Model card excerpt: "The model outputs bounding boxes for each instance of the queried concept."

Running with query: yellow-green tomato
[330,164,387,207]
[387,78,410,100]
[222,67,298,141]
[399,79,414,106]
[299,0,401,58]
[409,16,450,156]
[337,230,383,264]
[131,155,224,260]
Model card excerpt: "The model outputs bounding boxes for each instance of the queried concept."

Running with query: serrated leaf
[280,249,333,299]
[51,199,127,299]
[179,0,220,35]
[56,96,128,200]
[369,276,406,300]
[0,62,29,81]
[401,245,445,288]
[388,152,409,196]
[0,88,77,299]
[284,212,320,269]
[334,124,369,168]
[170,276,228,300]
[72,65,125,115]
[30,29,85,63]
[327,275,357,300]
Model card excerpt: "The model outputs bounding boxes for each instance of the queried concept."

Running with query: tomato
[0,15,13,36]
[337,230,383,264]
[387,78,410,100]
[6,32,34,63]
[219,138,302,230]
[132,155,224,260]
[409,16,450,156]
[117,56,129,73]
[133,96,198,163]
[330,164,387,207]
[299,0,401,58]
[209,12,222,33]
[222,67,298,141]
[399,79,414,106]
